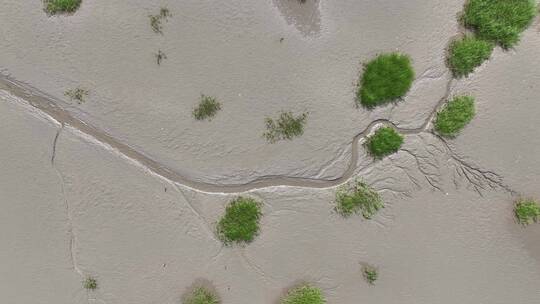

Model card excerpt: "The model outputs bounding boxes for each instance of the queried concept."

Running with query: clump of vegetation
[217,197,262,245]
[263,111,308,143]
[281,284,326,304]
[462,0,537,48]
[366,127,403,158]
[83,276,97,290]
[448,36,493,77]
[183,286,220,304]
[65,87,89,104]
[434,96,475,137]
[514,199,540,226]
[335,180,383,219]
[193,95,221,120]
[45,0,82,14]
[149,7,172,34]
[357,53,415,108]
[363,265,378,285]
[155,50,167,65]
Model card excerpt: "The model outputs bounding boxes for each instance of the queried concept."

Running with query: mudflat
[1,1,539,303]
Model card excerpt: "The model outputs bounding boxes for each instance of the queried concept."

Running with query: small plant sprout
[217,197,262,245]
[45,0,82,15]
[83,276,97,290]
[366,127,404,158]
[263,111,308,143]
[281,284,326,304]
[335,180,384,219]
[149,7,172,34]
[155,50,167,65]
[193,95,222,120]
[183,286,220,304]
[65,87,89,104]
[514,198,540,226]
[363,265,378,285]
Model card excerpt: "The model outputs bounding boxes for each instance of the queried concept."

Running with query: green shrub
[363,265,378,285]
[263,111,308,143]
[45,0,81,14]
[515,199,540,225]
[462,0,537,48]
[434,96,475,137]
[83,276,97,290]
[281,284,325,304]
[336,181,383,219]
[357,53,415,108]
[193,95,221,120]
[366,127,403,158]
[217,197,262,245]
[448,36,494,77]
[183,287,220,304]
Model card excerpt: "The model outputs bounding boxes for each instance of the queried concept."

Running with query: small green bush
[281,284,326,304]
[193,95,221,120]
[357,53,415,108]
[45,0,81,14]
[366,127,403,158]
[217,197,262,245]
[83,276,97,290]
[515,199,540,226]
[183,287,220,304]
[434,96,475,137]
[463,0,537,48]
[263,111,308,143]
[336,181,383,219]
[448,36,494,77]
[363,265,378,285]
[65,87,89,104]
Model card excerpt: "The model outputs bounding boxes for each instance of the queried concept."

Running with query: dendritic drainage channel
[0,72,514,197]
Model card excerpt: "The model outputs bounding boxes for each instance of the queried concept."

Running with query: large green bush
[434,96,476,137]
[45,0,82,14]
[217,197,262,245]
[448,36,493,77]
[463,0,537,48]
[366,127,404,158]
[336,181,383,219]
[281,284,326,304]
[515,199,540,226]
[357,53,415,108]
[183,286,220,304]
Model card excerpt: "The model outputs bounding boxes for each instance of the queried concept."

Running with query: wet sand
[1,95,539,303]
[0,0,461,184]
[1,1,540,303]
